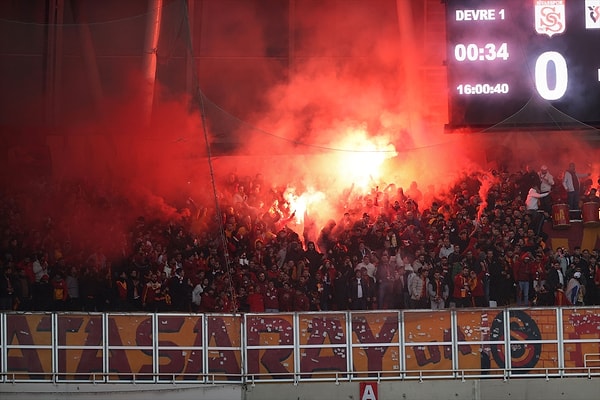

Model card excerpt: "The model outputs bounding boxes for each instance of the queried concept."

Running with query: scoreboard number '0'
[535,51,568,101]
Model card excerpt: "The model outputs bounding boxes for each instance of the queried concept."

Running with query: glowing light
[284,186,326,225]
[274,125,397,242]
[331,126,397,190]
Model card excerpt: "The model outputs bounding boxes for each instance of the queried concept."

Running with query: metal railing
[2,366,600,385]
[1,307,599,384]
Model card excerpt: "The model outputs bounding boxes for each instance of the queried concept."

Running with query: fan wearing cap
[538,165,555,214]
[565,270,585,306]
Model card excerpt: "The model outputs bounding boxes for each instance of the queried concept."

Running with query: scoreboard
[445,0,600,131]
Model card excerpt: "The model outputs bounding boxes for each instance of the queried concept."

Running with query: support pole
[142,0,163,126]
[70,0,104,119]
[44,0,64,126]
[395,0,421,135]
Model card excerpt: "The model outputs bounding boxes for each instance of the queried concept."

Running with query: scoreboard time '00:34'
[445,0,600,131]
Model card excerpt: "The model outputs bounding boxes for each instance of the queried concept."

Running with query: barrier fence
[1,307,599,384]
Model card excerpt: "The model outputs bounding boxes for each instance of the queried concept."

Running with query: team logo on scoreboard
[535,0,566,37]
[586,0,600,29]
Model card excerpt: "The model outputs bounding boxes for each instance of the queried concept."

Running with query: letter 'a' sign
[359,382,378,400]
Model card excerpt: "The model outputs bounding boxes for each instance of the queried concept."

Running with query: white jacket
[526,188,548,211]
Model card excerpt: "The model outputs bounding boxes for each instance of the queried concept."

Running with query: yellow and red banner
[2,309,599,381]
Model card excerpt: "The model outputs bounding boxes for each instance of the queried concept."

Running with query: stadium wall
[0,377,599,400]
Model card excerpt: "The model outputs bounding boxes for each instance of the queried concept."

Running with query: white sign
[360,382,378,400]
[535,0,566,37]
[586,0,600,29]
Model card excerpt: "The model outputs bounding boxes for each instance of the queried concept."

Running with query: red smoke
[0,0,599,259]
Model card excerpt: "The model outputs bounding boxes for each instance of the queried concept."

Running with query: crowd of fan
[1,164,600,313]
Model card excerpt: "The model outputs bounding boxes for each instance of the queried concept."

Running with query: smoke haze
[0,0,598,259]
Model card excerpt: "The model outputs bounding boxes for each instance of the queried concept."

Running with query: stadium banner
[403,310,453,376]
[297,312,348,378]
[57,314,104,380]
[5,314,53,379]
[350,312,401,377]
[245,313,295,379]
[155,315,205,381]
[206,314,243,381]
[503,309,559,374]
[562,308,600,372]
[1,308,600,382]
[107,314,154,381]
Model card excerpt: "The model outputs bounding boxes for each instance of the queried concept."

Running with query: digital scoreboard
[445,0,600,131]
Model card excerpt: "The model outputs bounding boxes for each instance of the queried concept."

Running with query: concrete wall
[1,378,599,400]
[0,383,241,400]
[244,379,600,400]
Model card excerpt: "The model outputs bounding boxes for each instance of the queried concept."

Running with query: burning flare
[331,125,398,191]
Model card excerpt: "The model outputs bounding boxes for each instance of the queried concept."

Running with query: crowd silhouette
[1,162,600,313]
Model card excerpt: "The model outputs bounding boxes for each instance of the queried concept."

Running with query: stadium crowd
[1,162,600,313]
